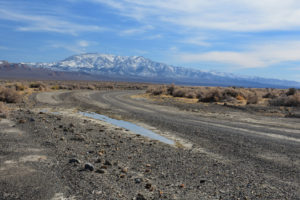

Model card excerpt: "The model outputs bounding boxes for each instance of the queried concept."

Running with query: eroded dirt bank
[1,90,299,199]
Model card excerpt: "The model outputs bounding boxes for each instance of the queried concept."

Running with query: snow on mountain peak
[26,53,300,88]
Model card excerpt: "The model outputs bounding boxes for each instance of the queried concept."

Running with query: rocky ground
[0,90,299,200]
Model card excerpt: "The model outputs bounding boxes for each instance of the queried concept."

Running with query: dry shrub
[199,89,223,102]
[167,84,175,95]
[263,92,277,99]
[172,88,187,97]
[51,85,60,90]
[236,95,246,101]
[29,82,46,91]
[15,83,27,91]
[286,88,297,96]
[29,82,44,88]
[0,102,8,118]
[0,87,22,103]
[269,93,300,107]
[246,93,260,104]
[186,92,196,99]
[146,85,167,95]
[87,84,96,90]
[224,88,239,98]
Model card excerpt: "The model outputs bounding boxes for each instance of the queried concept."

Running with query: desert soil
[0,90,299,200]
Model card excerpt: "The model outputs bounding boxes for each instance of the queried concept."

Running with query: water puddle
[79,112,175,145]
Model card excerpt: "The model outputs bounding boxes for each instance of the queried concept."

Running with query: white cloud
[177,41,300,68]
[0,8,105,35]
[49,40,97,53]
[120,25,153,36]
[50,43,83,54]
[181,36,211,47]
[144,34,162,40]
[90,0,300,32]
[78,40,90,47]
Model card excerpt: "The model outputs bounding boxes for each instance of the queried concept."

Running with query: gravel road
[1,90,299,199]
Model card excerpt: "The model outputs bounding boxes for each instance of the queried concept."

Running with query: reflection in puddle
[79,112,174,145]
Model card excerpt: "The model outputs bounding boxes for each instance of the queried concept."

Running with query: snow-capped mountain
[25,53,300,88]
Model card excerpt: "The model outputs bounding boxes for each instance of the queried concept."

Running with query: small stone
[145,164,151,167]
[135,178,142,184]
[145,183,152,189]
[121,167,128,173]
[69,123,75,127]
[84,163,94,171]
[60,137,65,141]
[95,169,105,174]
[200,179,206,184]
[95,158,101,163]
[69,158,80,164]
[30,118,35,122]
[100,165,108,169]
[18,119,26,124]
[120,174,125,178]
[145,169,151,173]
[136,193,146,200]
[104,160,112,166]
[179,184,185,188]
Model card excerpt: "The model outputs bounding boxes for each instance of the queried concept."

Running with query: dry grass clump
[269,90,300,107]
[0,86,22,103]
[146,85,167,95]
[29,82,47,91]
[0,102,8,118]
[146,84,300,107]
[15,83,27,91]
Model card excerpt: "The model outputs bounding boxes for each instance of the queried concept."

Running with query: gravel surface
[0,90,299,199]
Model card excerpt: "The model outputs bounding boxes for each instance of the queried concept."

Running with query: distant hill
[1,53,300,88]
[0,61,101,81]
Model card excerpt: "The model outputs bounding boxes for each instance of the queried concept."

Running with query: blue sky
[1,0,300,81]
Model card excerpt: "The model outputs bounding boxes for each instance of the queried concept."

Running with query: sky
[1,0,300,81]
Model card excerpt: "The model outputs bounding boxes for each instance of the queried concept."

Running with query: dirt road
[1,90,299,199]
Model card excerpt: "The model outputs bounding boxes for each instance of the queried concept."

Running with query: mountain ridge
[2,53,299,88]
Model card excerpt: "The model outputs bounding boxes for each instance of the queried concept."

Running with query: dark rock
[95,158,101,163]
[42,141,55,147]
[95,169,105,174]
[135,178,142,184]
[18,119,26,124]
[69,158,80,164]
[200,179,206,184]
[104,160,112,166]
[136,193,146,200]
[84,163,94,171]
[29,118,35,122]
[145,183,152,189]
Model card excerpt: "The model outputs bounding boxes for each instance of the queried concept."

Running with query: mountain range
[1,53,299,88]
